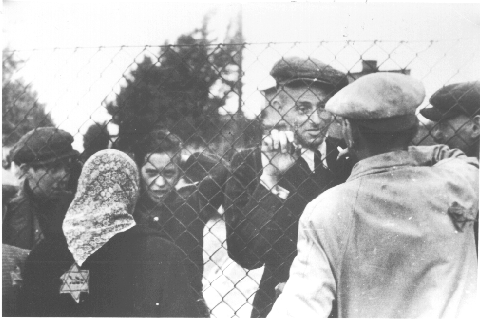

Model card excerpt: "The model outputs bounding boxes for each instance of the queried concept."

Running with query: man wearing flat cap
[268,73,478,318]
[421,81,480,158]
[3,127,81,250]
[224,57,355,317]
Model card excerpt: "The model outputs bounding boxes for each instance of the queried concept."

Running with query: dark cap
[269,56,349,92]
[12,127,79,166]
[326,73,425,132]
[420,81,480,121]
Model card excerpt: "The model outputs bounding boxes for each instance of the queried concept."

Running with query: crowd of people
[2,56,479,318]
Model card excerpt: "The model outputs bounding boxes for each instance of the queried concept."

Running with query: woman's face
[140,152,181,202]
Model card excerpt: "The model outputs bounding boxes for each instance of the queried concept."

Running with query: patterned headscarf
[63,149,140,266]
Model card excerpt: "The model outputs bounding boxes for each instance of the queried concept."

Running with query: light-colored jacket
[268,145,479,318]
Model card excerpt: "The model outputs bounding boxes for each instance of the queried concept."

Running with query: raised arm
[223,132,314,272]
[223,149,265,269]
[183,152,230,222]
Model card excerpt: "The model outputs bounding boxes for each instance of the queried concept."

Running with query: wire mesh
[2,39,480,317]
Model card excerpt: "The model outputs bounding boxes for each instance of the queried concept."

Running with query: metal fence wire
[2,38,480,317]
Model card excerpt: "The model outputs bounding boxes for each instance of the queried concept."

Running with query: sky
[3,0,480,151]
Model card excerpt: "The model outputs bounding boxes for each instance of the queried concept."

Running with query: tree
[2,49,54,147]
[106,15,244,154]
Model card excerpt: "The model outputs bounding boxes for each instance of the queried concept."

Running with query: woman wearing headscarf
[19,149,202,317]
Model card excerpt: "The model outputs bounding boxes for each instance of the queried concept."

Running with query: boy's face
[141,152,181,202]
[25,160,71,199]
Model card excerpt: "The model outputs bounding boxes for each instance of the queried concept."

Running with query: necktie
[314,150,323,173]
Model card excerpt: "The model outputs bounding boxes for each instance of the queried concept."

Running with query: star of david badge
[59,263,89,303]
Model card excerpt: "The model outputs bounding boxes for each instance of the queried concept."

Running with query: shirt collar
[301,139,328,172]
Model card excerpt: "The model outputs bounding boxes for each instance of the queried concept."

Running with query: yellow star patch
[59,263,89,303]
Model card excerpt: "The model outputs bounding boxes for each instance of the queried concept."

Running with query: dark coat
[133,153,229,317]
[223,137,355,317]
[2,244,30,317]
[19,225,202,317]
[2,180,74,250]
[2,184,18,220]
[181,152,230,221]
[134,186,208,299]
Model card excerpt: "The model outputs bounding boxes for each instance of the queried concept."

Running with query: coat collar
[347,148,422,182]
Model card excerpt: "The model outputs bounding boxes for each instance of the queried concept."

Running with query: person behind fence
[268,73,479,318]
[132,129,216,317]
[420,81,480,252]
[19,149,201,317]
[223,56,355,317]
[420,81,480,159]
[3,127,81,250]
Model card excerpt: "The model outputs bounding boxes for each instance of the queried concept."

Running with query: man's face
[141,152,181,203]
[26,161,71,199]
[431,115,479,155]
[276,85,334,149]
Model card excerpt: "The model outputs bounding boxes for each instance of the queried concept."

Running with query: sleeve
[224,150,314,271]
[235,184,289,267]
[2,199,37,250]
[2,202,20,247]
[429,145,471,162]
[436,155,479,217]
[267,202,337,318]
[2,206,13,244]
[223,150,265,269]
[185,152,230,222]
[2,185,18,221]
[409,144,472,166]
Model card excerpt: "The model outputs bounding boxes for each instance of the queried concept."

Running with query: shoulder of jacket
[302,181,359,224]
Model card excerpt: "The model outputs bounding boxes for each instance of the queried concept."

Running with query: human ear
[470,115,480,139]
[272,99,282,112]
[342,119,357,150]
[327,116,344,140]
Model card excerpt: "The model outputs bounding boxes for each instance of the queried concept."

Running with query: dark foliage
[2,49,54,147]
[106,18,244,154]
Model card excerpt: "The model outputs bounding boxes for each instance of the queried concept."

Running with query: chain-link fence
[3,38,480,317]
